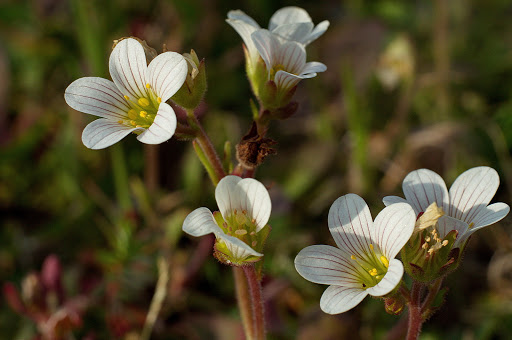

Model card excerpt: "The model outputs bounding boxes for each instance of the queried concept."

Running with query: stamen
[369,268,378,276]
[117,120,123,124]
[442,240,449,246]
[351,255,356,260]
[138,98,150,107]
[425,236,431,242]
[251,218,256,224]
[130,120,136,126]
[422,243,429,250]
[157,97,162,103]
[380,256,389,268]
[469,222,474,227]
[145,83,151,89]
[369,244,374,251]
[124,95,129,100]
[252,241,257,247]
[235,229,247,236]
[140,111,147,118]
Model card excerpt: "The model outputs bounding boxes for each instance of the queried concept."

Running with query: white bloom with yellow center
[182,176,272,265]
[383,166,510,248]
[226,6,329,65]
[65,38,188,149]
[295,194,415,314]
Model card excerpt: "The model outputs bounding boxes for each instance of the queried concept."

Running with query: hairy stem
[233,267,254,339]
[406,282,424,340]
[243,265,265,340]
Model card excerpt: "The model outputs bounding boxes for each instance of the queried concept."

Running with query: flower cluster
[295,166,509,314]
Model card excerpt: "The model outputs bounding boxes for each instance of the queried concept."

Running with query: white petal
[274,71,302,91]
[251,29,280,73]
[147,52,188,102]
[271,22,314,42]
[301,61,327,75]
[436,215,469,241]
[65,77,130,119]
[277,41,306,74]
[226,10,260,62]
[82,118,138,149]
[471,202,510,230]
[320,285,368,314]
[109,38,148,100]
[327,194,374,259]
[402,169,449,215]
[295,245,360,286]
[136,102,176,144]
[366,259,404,297]
[216,232,263,259]
[182,207,221,237]
[303,20,330,45]
[382,196,408,206]
[215,176,271,231]
[448,166,500,224]
[373,203,416,260]
[269,6,312,30]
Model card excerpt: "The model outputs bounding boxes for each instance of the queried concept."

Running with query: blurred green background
[1,0,512,339]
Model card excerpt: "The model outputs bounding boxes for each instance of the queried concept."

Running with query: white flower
[295,194,415,314]
[65,38,188,149]
[226,6,329,65]
[383,166,510,248]
[251,30,327,92]
[182,176,272,265]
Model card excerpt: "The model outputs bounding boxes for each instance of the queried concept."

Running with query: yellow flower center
[270,63,287,80]
[350,244,390,289]
[119,84,162,129]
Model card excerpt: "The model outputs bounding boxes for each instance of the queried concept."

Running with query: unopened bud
[172,49,207,109]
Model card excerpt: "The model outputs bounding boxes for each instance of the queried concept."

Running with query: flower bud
[113,37,158,64]
[384,294,406,315]
[171,49,207,109]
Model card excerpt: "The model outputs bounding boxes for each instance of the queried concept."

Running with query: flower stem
[421,277,444,318]
[186,109,225,185]
[243,265,265,340]
[406,282,424,340]
[233,267,254,339]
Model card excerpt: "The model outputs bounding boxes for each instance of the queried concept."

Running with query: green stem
[233,267,254,339]
[243,265,265,340]
[110,144,131,211]
[186,109,225,185]
[421,277,444,317]
[406,282,424,340]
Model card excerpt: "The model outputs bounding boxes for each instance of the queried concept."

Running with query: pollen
[138,98,150,107]
[380,256,389,268]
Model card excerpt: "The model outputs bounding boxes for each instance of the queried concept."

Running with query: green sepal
[172,50,207,110]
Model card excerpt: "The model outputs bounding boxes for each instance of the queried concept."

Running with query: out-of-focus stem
[110,145,131,211]
[233,267,254,339]
[187,109,225,185]
[141,257,169,340]
[144,144,159,194]
[433,0,450,118]
[421,277,443,317]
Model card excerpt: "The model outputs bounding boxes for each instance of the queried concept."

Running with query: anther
[145,83,151,89]
[124,95,129,100]
[251,218,256,224]
[422,243,429,250]
[130,120,136,126]
[369,244,374,251]
[235,229,247,236]
[140,111,147,118]
[380,256,389,268]
[128,109,138,120]
[425,236,431,242]
[157,97,162,103]
[118,120,123,124]
[369,268,378,276]
[252,241,257,247]
[138,98,150,107]
[442,240,449,246]
[351,255,356,260]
